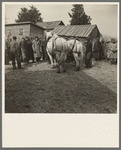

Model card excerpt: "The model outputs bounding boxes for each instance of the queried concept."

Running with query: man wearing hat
[84,36,92,68]
[94,37,102,61]
[9,36,23,69]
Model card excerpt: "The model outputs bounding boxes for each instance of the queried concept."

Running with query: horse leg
[62,60,66,72]
[73,53,80,71]
[53,53,57,68]
[56,63,61,73]
[55,52,61,73]
[53,52,57,67]
[59,51,67,73]
[62,53,67,72]
[46,48,54,69]
[55,58,58,68]
[78,52,83,69]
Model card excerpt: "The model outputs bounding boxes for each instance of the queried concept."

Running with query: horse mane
[47,37,51,42]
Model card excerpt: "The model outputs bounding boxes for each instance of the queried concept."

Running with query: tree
[68,4,91,25]
[15,5,43,23]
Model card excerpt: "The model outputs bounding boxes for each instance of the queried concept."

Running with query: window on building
[19,29,23,35]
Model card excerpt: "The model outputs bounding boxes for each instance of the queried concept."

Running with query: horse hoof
[56,70,60,73]
[63,69,66,72]
[53,65,57,68]
[51,66,55,69]
[75,67,80,71]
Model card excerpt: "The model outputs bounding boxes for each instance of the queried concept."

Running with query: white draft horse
[46,32,86,73]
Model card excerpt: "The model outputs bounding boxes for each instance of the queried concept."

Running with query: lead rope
[71,39,76,52]
[52,36,58,52]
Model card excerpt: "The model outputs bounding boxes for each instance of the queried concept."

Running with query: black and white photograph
[4,2,118,113]
[2,2,119,148]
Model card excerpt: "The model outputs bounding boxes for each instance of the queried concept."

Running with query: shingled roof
[5,21,45,30]
[36,21,65,30]
[52,25,100,38]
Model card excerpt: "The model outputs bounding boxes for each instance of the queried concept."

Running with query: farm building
[52,24,100,45]
[36,20,65,32]
[52,24,103,60]
[5,21,45,42]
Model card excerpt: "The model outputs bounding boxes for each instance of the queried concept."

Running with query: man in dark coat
[18,41,22,60]
[94,38,102,61]
[42,38,48,62]
[42,38,45,61]
[24,36,30,63]
[85,36,92,68]
[26,37,35,63]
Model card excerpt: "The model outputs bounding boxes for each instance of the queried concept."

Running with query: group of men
[84,36,103,68]
[5,35,48,69]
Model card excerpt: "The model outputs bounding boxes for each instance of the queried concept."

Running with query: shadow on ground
[5,62,117,113]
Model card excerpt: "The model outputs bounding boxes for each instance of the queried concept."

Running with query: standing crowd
[84,36,117,68]
[5,35,117,69]
[5,35,49,69]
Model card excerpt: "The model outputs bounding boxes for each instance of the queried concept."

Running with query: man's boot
[13,65,17,69]
[13,62,17,69]
[18,60,23,69]
[56,65,60,73]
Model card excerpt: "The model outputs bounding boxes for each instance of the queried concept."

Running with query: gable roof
[36,21,65,30]
[5,21,45,30]
[52,25,100,38]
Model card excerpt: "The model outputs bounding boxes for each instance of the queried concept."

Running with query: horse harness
[48,36,81,54]
[70,39,76,53]
[71,39,82,54]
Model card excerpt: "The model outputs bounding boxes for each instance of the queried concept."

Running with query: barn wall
[30,24,44,38]
[5,24,30,42]
[86,26,100,50]
[80,26,100,46]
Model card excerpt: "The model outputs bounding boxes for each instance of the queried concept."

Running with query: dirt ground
[5,59,117,113]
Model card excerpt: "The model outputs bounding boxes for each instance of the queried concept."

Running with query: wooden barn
[5,21,45,42]
[52,24,101,61]
[36,20,65,32]
[52,24,100,45]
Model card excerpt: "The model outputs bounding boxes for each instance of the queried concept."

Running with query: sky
[5,3,118,38]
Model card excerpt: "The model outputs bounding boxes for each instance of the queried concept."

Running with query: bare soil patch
[5,60,117,113]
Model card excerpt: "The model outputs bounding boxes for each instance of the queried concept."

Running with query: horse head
[45,31,53,41]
